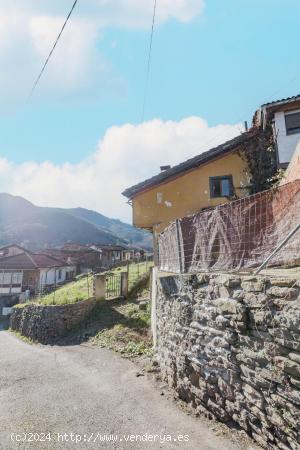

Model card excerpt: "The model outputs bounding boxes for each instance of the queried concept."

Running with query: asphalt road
[0,330,250,450]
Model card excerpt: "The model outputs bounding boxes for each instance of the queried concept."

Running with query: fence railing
[157,179,300,274]
[105,272,122,299]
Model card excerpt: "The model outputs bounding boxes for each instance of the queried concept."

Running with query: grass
[34,261,153,307]
[128,261,153,289]
[57,272,153,358]
[89,299,153,357]
[39,274,93,306]
[10,329,35,345]
[107,261,153,289]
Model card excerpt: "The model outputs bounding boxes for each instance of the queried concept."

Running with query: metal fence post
[175,219,184,274]
[255,223,300,274]
[120,272,129,298]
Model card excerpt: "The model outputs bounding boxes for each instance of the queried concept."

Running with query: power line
[141,0,157,122]
[29,0,79,99]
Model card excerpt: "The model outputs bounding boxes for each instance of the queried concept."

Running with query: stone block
[289,376,300,389]
[243,292,269,308]
[217,377,235,401]
[249,309,274,331]
[288,352,300,365]
[274,309,300,333]
[207,398,229,422]
[232,289,244,300]
[251,431,271,449]
[196,274,209,285]
[241,279,265,292]
[269,278,297,288]
[212,298,246,318]
[277,386,300,406]
[218,285,232,298]
[287,436,300,450]
[242,383,265,409]
[274,338,300,352]
[274,356,300,379]
[267,286,299,300]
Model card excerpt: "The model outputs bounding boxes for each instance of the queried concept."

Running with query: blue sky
[0,0,299,220]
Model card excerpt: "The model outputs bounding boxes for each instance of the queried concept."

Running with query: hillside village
[1,93,300,449]
[1,1,300,448]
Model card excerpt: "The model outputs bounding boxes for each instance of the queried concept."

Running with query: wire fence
[157,179,300,274]
[36,273,93,305]
[128,258,153,290]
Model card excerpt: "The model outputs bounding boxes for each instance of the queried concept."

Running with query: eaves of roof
[261,94,300,108]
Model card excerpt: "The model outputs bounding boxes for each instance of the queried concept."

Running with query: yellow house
[122,129,275,233]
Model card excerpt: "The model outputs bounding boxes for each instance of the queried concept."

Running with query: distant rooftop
[0,252,68,270]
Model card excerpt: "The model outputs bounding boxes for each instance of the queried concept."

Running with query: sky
[0,0,299,222]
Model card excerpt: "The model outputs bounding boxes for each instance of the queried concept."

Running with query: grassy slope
[56,277,153,357]
[39,275,93,306]
[89,297,152,356]
[38,261,153,306]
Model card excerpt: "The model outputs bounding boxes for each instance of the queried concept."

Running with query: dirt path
[0,330,256,450]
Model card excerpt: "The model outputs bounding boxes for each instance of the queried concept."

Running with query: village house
[89,244,134,268]
[0,248,76,298]
[123,95,300,235]
[254,94,300,167]
[122,129,272,233]
[0,244,28,258]
[43,243,101,274]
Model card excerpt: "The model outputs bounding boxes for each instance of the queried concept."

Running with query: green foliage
[39,275,92,306]
[10,329,35,345]
[88,283,152,357]
[121,341,153,357]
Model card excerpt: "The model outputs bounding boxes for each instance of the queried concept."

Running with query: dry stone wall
[10,298,97,344]
[156,273,300,449]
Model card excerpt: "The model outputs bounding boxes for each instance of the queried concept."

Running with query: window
[210,176,234,198]
[285,111,300,135]
[58,269,62,280]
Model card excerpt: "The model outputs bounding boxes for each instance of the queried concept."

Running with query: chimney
[160,165,171,171]
[244,121,248,132]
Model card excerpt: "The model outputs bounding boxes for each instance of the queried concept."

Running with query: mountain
[63,207,152,250]
[0,193,152,250]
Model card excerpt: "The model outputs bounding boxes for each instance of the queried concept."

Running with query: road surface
[0,330,252,450]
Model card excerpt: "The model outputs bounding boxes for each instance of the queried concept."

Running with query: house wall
[0,271,23,295]
[281,141,300,184]
[132,151,250,231]
[155,272,300,450]
[39,266,76,287]
[274,111,300,164]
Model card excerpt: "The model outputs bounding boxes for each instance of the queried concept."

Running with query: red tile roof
[0,252,68,270]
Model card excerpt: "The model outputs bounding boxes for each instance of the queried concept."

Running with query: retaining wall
[10,298,97,344]
[155,272,300,449]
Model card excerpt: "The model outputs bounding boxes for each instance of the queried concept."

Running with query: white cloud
[0,117,240,222]
[0,0,204,106]
[0,1,204,27]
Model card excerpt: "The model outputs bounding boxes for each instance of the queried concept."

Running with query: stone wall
[10,298,97,344]
[155,273,300,449]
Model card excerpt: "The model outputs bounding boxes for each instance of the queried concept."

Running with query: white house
[258,94,300,166]
[0,249,76,297]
